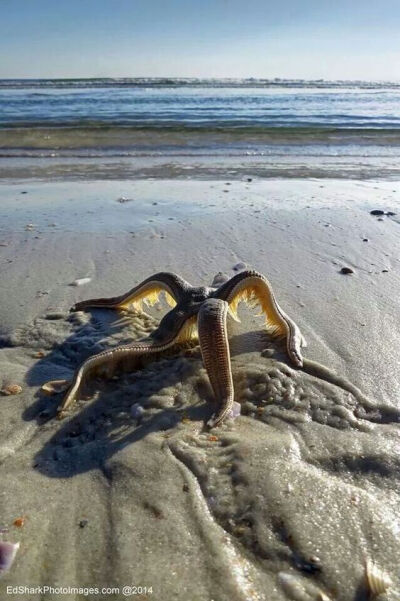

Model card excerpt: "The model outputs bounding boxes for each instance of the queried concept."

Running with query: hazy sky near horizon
[1,0,400,80]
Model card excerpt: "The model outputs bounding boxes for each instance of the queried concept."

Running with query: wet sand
[1,178,400,600]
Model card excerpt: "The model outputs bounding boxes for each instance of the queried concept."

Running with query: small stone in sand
[363,238,369,242]
[370,209,396,217]
[340,267,354,275]
[69,277,92,287]
[116,196,133,204]
[79,519,88,528]
[13,517,26,528]
[45,311,65,320]
[233,262,248,272]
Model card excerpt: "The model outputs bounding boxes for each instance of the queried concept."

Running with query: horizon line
[1,76,400,84]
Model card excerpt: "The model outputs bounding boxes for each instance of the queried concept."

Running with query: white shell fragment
[228,401,241,420]
[0,541,20,576]
[69,277,92,287]
[41,379,71,394]
[130,403,145,419]
[365,559,391,598]
[278,572,332,601]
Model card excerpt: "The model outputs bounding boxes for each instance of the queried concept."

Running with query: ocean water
[1,79,400,179]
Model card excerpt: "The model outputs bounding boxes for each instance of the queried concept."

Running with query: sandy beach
[1,176,400,600]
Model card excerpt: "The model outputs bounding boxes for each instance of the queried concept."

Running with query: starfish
[50,270,306,427]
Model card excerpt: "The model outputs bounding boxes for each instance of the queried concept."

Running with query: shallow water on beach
[1,80,400,161]
[2,79,400,179]
[2,80,400,130]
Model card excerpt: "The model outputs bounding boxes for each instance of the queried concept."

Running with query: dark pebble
[295,556,322,574]
[79,519,88,528]
[247,178,252,182]
[363,238,369,242]
[182,483,189,492]
[340,267,354,275]
[382,269,389,273]
[370,209,396,217]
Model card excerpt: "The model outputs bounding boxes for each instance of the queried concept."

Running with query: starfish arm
[72,272,192,312]
[57,310,193,418]
[214,270,305,367]
[197,298,234,427]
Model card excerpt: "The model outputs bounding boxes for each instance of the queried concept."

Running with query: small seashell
[69,277,91,287]
[41,380,70,394]
[228,401,241,420]
[1,384,22,396]
[0,541,20,575]
[130,403,144,419]
[365,559,391,597]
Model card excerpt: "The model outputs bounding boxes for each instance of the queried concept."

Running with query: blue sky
[1,0,400,80]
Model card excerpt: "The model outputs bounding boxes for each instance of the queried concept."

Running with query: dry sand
[1,178,400,601]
